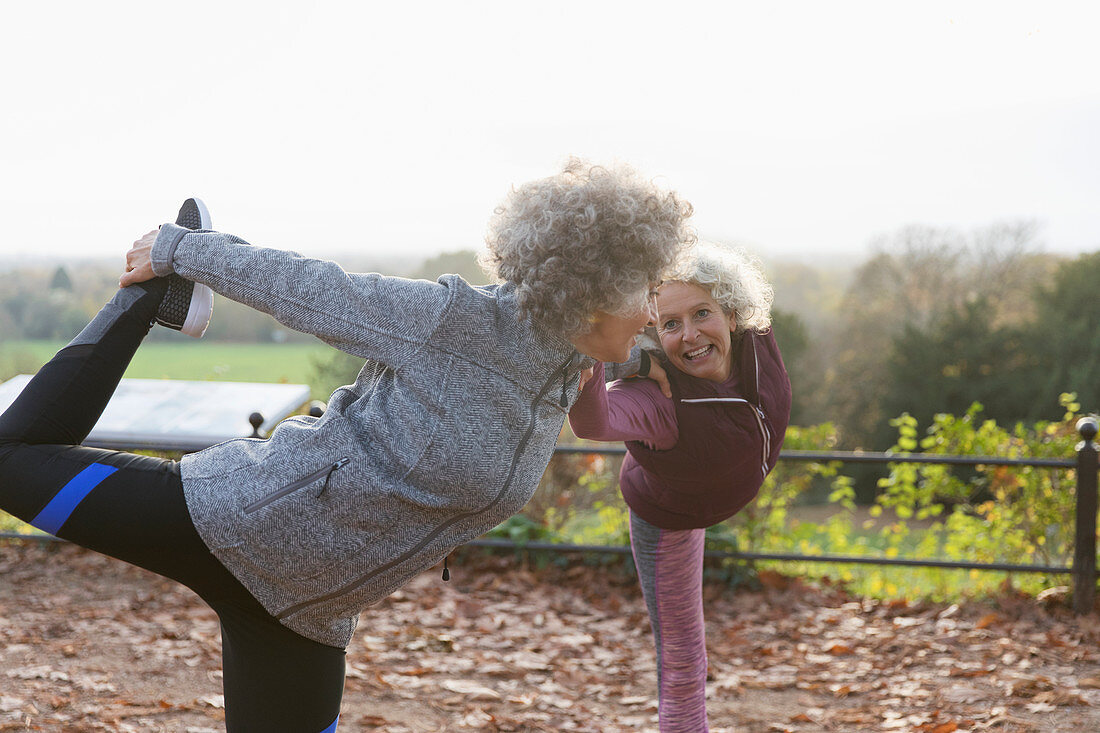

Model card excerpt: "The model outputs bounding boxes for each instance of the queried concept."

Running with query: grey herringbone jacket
[152,223,591,648]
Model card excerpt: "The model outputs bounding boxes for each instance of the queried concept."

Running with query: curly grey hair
[663,241,774,334]
[480,158,694,337]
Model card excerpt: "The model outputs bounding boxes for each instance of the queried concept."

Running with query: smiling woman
[662,241,774,334]
[655,281,736,383]
[569,241,790,731]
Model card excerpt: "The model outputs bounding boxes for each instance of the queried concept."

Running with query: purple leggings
[630,512,709,732]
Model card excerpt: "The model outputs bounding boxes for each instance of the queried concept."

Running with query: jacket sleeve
[152,223,452,366]
[603,345,643,381]
[568,362,678,449]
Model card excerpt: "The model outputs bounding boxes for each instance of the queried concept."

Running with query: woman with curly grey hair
[570,241,792,731]
[482,158,686,343]
[0,160,691,732]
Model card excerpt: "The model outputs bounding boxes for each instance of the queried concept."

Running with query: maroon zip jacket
[571,329,791,530]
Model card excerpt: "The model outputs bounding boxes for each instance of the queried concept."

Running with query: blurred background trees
[779,220,1091,450]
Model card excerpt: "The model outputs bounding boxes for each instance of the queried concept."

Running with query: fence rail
[551,417,1099,613]
[4,418,1098,612]
[556,444,1078,468]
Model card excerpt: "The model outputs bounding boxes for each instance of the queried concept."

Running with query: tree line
[786,221,1098,450]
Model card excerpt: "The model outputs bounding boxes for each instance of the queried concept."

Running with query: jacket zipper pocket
[275,351,577,621]
[243,457,350,514]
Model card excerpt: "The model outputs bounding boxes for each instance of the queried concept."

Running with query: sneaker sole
[191,198,212,229]
[178,197,214,338]
[181,282,214,338]
[193,197,210,228]
[177,197,213,230]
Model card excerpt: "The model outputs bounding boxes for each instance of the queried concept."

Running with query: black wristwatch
[637,350,651,378]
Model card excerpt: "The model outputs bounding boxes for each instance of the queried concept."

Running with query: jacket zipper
[275,352,577,620]
[750,406,772,477]
[749,335,769,475]
[243,457,350,514]
[681,334,772,478]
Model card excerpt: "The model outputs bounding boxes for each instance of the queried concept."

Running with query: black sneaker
[155,198,214,338]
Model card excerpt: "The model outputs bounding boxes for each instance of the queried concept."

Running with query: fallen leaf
[975,613,1002,630]
[440,679,501,701]
[757,570,790,590]
[357,715,389,727]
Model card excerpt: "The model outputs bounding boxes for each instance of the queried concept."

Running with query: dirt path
[2,542,1099,732]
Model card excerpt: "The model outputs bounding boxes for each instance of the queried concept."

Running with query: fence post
[1074,416,1099,615]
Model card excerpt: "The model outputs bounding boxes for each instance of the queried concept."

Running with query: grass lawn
[0,340,334,397]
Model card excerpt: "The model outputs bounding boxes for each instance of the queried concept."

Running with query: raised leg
[0,280,167,446]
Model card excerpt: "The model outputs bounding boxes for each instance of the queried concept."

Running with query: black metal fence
[4,417,1098,613]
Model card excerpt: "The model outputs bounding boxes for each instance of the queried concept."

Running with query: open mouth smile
[683,345,713,361]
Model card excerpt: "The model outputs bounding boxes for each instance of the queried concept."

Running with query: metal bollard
[249,412,265,439]
[1074,416,1099,615]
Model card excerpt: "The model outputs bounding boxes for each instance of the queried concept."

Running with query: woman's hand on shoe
[119,230,158,287]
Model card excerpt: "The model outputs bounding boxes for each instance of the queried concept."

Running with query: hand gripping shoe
[155,198,214,338]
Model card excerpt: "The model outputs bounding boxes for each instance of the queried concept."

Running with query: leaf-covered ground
[1,542,1099,732]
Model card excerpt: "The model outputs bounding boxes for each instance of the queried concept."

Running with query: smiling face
[656,281,735,382]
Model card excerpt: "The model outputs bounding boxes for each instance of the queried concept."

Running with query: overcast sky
[1,1,1097,268]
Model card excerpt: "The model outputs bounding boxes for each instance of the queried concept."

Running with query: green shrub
[491,395,1092,602]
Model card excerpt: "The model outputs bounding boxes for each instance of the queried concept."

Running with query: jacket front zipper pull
[441,555,450,581]
[315,457,351,498]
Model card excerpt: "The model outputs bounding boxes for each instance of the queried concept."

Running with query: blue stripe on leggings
[318,715,339,733]
[31,463,118,535]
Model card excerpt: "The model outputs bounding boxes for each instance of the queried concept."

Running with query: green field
[0,340,335,398]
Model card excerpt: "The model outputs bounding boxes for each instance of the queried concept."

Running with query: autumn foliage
[2,543,1099,731]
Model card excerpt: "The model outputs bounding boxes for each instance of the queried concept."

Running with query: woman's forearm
[151,223,450,366]
[569,363,678,448]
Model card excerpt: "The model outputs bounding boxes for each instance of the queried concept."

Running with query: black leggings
[0,282,345,733]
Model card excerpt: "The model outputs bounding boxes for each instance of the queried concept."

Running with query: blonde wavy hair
[663,241,774,334]
[480,158,694,337]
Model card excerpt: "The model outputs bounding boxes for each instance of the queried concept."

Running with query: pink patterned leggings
[630,512,709,732]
